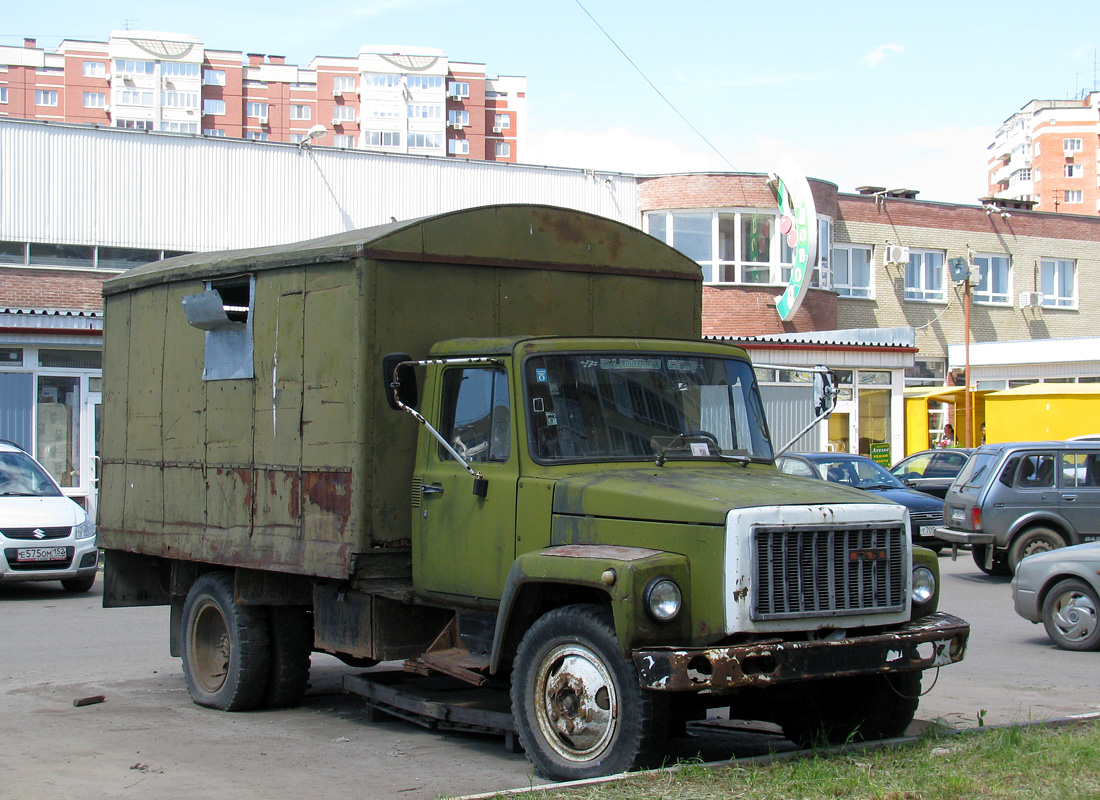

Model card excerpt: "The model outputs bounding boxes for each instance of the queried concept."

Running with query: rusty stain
[543,544,662,561]
[303,471,353,534]
[731,587,749,602]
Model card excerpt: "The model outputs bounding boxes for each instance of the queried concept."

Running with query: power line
[573,0,736,171]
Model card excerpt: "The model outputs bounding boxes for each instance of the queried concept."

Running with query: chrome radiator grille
[753,524,907,620]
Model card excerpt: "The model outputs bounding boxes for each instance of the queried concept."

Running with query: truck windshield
[524,353,773,464]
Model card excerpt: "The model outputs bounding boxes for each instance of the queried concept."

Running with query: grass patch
[493,721,1100,800]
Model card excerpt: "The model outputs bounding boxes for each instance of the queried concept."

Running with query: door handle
[1063,494,1078,502]
[420,484,444,497]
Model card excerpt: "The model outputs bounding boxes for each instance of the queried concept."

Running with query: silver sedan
[1012,542,1100,651]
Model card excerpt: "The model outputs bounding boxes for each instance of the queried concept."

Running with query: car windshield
[524,352,773,464]
[0,451,63,497]
[818,457,905,489]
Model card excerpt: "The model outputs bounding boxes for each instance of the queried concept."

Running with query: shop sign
[771,160,818,322]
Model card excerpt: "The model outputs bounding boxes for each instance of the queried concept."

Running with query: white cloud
[864,43,904,67]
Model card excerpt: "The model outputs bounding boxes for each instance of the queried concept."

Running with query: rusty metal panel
[160,465,206,549]
[590,273,701,340]
[161,281,207,465]
[253,275,306,469]
[124,285,168,462]
[98,292,131,545]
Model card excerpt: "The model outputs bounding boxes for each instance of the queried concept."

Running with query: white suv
[0,441,98,592]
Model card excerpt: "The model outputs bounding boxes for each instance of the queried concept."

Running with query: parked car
[936,441,1100,576]
[776,452,947,550]
[0,441,98,592]
[890,448,974,499]
[1012,541,1100,651]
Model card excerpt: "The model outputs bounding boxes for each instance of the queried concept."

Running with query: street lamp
[298,124,327,151]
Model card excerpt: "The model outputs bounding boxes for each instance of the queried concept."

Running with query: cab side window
[1063,453,1100,488]
[439,368,510,463]
[1015,453,1055,488]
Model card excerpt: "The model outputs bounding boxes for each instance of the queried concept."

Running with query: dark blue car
[776,452,946,551]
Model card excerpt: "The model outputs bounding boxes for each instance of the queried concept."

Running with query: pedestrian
[937,423,955,448]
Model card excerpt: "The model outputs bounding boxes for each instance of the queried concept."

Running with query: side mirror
[813,366,838,418]
[382,353,418,410]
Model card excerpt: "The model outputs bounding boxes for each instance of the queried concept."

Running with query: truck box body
[98,205,701,580]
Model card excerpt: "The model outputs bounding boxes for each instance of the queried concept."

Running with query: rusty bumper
[633,612,969,692]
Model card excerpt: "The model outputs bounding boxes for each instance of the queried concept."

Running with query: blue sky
[6,0,1100,203]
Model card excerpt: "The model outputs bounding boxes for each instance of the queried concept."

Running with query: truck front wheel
[181,571,271,711]
[510,604,667,781]
[775,671,921,748]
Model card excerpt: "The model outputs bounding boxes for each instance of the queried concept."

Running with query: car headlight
[644,578,682,622]
[74,516,96,540]
[912,565,936,605]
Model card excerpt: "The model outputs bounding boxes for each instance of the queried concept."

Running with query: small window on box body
[181,275,255,381]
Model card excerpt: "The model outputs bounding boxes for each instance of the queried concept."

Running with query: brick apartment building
[988,94,1100,215]
[0,30,525,161]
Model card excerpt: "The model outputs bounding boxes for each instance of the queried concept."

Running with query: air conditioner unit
[1019,291,1044,308]
[883,244,910,266]
[258,116,268,126]
[448,92,462,100]
[332,118,344,127]
[332,89,343,98]
[491,126,503,134]
[451,122,464,130]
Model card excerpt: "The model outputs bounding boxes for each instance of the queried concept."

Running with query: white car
[0,441,98,592]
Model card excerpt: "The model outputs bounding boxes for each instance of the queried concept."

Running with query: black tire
[510,604,668,781]
[1042,578,1100,651]
[971,544,1011,576]
[181,571,270,711]
[263,606,313,708]
[61,575,96,593]
[1008,527,1067,573]
[775,671,922,748]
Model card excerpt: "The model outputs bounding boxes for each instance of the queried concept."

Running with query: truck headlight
[644,578,682,622]
[912,565,936,605]
[75,516,96,540]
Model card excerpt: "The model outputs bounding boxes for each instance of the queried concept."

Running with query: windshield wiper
[0,491,39,497]
[655,431,751,468]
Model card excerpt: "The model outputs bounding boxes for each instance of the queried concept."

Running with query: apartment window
[363,104,401,119]
[1041,258,1076,308]
[35,90,58,107]
[246,131,268,141]
[904,250,945,302]
[332,75,356,93]
[493,114,511,130]
[740,214,773,283]
[83,61,106,78]
[115,119,153,130]
[448,109,469,126]
[162,62,199,78]
[246,102,268,118]
[1064,190,1084,204]
[1065,164,1084,178]
[832,245,872,298]
[203,129,225,137]
[407,132,442,149]
[83,92,106,109]
[162,91,198,109]
[448,139,470,155]
[494,141,511,158]
[364,130,402,147]
[119,90,154,106]
[972,254,1011,305]
[114,59,155,76]
[363,73,401,89]
[332,105,355,122]
[333,134,356,148]
[408,104,441,119]
[407,75,442,90]
[447,81,470,99]
[290,104,311,121]
[159,121,198,133]
[1063,138,1083,154]
[0,87,6,104]
[203,69,226,86]
[203,99,225,116]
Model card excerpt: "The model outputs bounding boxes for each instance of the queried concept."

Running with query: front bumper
[633,611,970,692]
[0,538,99,583]
[934,527,994,546]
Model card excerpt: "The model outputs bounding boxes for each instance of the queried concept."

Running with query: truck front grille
[753,525,906,620]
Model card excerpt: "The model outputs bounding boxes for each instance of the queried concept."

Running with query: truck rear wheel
[263,606,313,708]
[181,571,270,711]
[775,671,921,748]
[510,604,667,781]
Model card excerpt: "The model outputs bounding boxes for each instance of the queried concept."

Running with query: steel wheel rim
[1051,590,1099,643]
[1022,536,1060,560]
[191,599,231,693]
[533,643,618,763]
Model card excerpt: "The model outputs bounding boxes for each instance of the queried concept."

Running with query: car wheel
[1042,579,1100,651]
[181,571,270,711]
[510,604,667,781]
[971,544,1011,576]
[1008,527,1067,573]
[61,575,96,593]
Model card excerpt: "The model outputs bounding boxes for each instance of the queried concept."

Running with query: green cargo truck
[99,204,968,780]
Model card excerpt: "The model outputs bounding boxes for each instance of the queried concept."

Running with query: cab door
[413,366,518,601]
[1059,451,1100,543]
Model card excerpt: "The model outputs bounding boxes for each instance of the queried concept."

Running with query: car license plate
[15,546,67,562]
[919,525,938,539]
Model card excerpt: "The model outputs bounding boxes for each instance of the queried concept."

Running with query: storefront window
[1,348,22,366]
[36,376,81,487]
[741,214,772,283]
[858,387,891,457]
